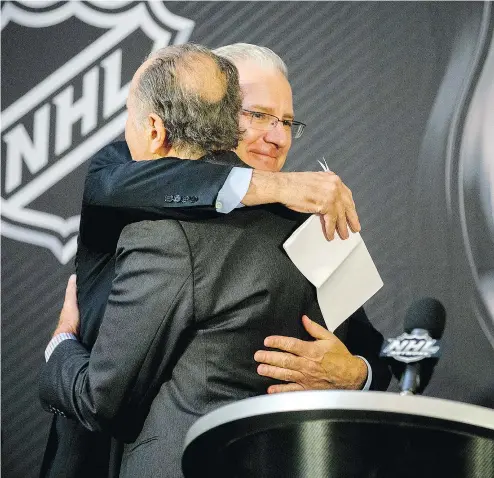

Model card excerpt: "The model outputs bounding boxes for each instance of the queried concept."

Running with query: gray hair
[134,43,242,155]
[213,43,288,78]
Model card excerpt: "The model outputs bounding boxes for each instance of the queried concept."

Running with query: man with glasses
[40,38,362,476]
[243,109,306,136]
[41,43,389,477]
[238,108,306,167]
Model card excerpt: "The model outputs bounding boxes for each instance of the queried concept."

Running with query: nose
[264,121,291,148]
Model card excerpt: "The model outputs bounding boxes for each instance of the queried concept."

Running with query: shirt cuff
[215,167,253,213]
[356,355,372,390]
[45,333,78,362]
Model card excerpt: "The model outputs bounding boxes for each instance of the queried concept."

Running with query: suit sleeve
[39,220,194,441]
[340,308,392,391]
[83,141,235,214]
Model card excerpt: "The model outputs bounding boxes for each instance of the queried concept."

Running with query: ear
[147,113,168,154]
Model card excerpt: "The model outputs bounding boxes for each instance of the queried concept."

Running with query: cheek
[236,128,256,153]
[243,129,265,149]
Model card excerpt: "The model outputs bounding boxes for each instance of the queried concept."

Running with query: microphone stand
[399,362,421,396]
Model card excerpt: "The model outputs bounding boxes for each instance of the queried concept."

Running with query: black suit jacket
[40,143,390,478]
[40,204,389,478]
[40,142,238,478]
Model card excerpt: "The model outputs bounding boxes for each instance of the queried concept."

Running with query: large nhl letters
[2,3,493,478]
[1,1,194,263]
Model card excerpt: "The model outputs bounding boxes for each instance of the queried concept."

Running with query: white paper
[284,215,383,331]
[283,215,361,288]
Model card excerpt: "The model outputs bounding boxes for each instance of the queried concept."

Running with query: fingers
[254,350,311,373]
[56,274,80,336]
[262,335,310,357]
[280,171,361,240]
[301,315,334,340]
[321,172,340,241]
[63,274,78,312]
[342,183,360,233]
[256,363,305,383]
[318,215,330,241]
[327,175,360,240]
[267,383,304,394]
[345,206,361,233]
[335,202,349,240]
[322,212,336,240]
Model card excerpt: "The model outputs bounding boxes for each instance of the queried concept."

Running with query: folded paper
[284,215,383,331]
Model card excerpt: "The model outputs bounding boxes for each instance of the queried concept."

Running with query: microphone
[380,298,446,395]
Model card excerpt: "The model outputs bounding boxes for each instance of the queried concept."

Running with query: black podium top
[183,391,494,478]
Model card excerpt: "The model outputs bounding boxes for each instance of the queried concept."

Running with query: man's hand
[53,274,80,337]
[242,170,360,240]
[254,315,367,394]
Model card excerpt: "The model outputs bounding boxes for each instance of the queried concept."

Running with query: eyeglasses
[241,109,306,139]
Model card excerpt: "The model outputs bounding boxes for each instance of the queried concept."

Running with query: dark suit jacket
[40,142,238,478]
[40,144,390,478]
[40,204,389,478]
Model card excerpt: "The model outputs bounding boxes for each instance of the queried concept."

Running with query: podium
[182,391,494,478]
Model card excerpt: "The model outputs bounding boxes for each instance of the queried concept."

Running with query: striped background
[2,2,493,477]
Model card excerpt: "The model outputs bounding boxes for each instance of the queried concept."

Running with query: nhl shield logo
[1,1,194,263]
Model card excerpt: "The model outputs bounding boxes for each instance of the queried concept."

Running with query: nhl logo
[1,1,194,263]
[381,331,441,363]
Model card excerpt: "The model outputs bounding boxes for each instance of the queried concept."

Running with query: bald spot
[176,52,227,103]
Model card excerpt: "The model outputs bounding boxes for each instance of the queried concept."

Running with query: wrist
[353,356,368,390]
[45,332,77,362]
[269,171,297,208]
[53,326,78,338]
[242,170,279,206]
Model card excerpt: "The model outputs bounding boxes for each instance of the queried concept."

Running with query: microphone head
[404,298,446,339]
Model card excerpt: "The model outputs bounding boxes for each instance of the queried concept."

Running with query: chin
[247,153,282,172]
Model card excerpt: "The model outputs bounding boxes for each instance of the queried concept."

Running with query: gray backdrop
[2,2,493,477]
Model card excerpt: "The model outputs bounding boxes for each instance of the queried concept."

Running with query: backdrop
[2,2,493,477]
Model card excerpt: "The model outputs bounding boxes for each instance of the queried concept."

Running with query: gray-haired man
[41,43,389,477]
[40,40,363,478]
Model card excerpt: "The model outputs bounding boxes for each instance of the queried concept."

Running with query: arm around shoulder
[83,142,235,215]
